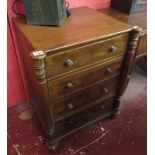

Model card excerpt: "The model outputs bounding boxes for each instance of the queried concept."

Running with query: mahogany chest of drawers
[13,7,142,150]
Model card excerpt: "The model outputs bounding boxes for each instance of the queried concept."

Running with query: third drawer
[52,76,119,122]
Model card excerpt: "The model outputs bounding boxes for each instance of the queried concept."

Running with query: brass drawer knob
[106,67,113,73]
[67,103,74,110]
[103,87,109,94]
[66,83,74,89]
[65,59,74,67]
[110,45,117,53]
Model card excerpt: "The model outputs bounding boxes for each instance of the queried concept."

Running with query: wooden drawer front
[52,77,118,121]
[136,34,147,56]
[46,34,128,78]
[53,97,114,138]
[48,57,122,100]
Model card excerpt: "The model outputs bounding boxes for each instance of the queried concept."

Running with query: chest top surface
[13,7,132,52]
[100,8,147,31]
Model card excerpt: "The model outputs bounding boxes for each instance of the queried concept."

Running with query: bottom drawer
[53,97,114,139]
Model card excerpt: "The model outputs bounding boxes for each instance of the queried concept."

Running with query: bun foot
[110,109,121,118]
[46,139,58,150]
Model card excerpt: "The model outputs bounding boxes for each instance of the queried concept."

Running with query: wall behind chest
[7,0,111,107]
[67,0,110,9]
[7,20,27,107]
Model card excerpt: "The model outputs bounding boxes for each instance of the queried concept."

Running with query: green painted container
[23,0,67,26]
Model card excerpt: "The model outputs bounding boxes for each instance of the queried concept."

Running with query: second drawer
[48,56,123,100]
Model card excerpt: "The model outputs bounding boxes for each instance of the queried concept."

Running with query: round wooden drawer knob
[101,105,105,110]
[67,103,74,110]
[110,45,117,53]
[103,88,109,94]
[106,67,113,73]
[66,83,74,89]
[68,120,73,124]
[65,59,74,67]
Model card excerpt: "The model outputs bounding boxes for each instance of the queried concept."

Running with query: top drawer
[46,34,128,78]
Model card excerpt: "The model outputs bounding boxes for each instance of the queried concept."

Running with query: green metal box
[23,0,67,26]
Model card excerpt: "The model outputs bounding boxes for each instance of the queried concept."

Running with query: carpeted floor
[8,66,147,155]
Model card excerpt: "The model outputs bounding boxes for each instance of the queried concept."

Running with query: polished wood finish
[53,76,118,122]
[49,57,123,100]
[13,7,141,150]
[136,33,147,56]
[100,8,147,58]
[100,8,147,71]
[13,7,131,51]
[100,8,146,29]
[54,97,115,139]
[46,34,128,78]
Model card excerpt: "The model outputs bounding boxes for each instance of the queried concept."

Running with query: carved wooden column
[112,26,142,117]
[30,50,54,141]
